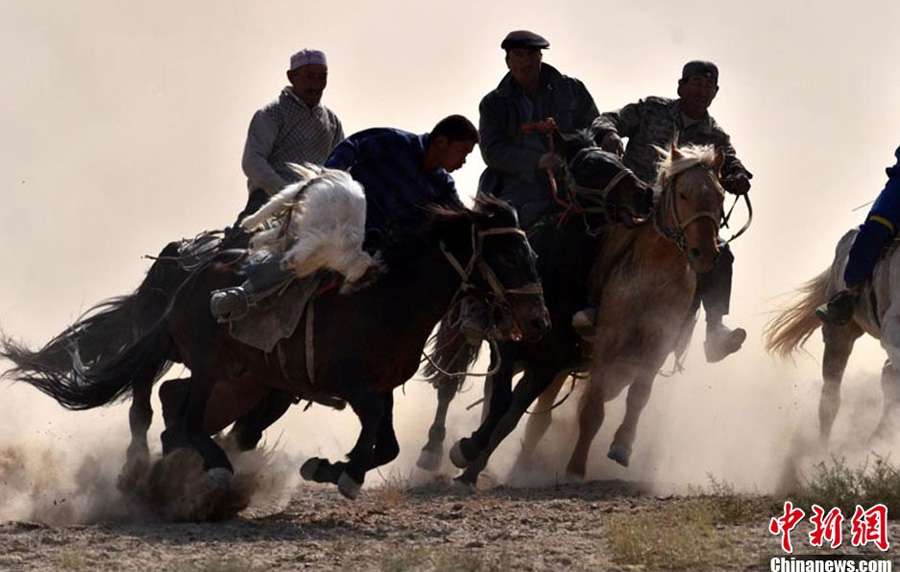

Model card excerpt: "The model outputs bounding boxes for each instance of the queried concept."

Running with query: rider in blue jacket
[817,145,900,324]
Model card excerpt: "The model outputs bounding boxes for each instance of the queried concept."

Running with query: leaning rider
[210,115,480,322]
[817,145,900,325]
[589,60,753,363]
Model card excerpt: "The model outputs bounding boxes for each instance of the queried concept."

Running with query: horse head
[468,198,550,342]
[654,142,725,273]
[551,127,653,229]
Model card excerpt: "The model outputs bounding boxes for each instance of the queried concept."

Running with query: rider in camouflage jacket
[591,96,751,187]
[589,61,752,363]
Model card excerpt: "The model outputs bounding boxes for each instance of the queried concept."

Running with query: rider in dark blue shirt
[324,125,469,251]
[210,115,479,322]
[817,146,900,324]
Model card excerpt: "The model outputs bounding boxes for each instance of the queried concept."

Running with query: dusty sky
[2,1,900,509]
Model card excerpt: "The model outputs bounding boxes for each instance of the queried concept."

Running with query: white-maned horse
[764,228,900,446]
[241,163,379,290]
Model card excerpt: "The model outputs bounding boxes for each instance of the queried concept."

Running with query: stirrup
[210,288,250,323]
[815,290,856,326]
[571,307,598,340]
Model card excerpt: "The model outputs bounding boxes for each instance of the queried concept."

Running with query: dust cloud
[3,0,900,523]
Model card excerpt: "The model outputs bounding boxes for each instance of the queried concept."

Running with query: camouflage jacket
[478,64,598,223]
[591,96,752,188]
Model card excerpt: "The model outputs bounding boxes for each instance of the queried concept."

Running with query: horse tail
[763,268,830,359]
[2,315,175,410]
[423,315,481,389]
[1,241,185,409]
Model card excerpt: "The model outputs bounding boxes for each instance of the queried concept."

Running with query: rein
[721,192,753,245]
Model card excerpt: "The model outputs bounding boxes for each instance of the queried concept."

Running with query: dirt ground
[2,458,898,572]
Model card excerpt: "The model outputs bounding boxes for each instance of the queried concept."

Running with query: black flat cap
[501,30,549,50]
[680,60,718,82]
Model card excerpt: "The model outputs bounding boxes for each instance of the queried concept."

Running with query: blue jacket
[844,146,900,286]
[324,128,464,249]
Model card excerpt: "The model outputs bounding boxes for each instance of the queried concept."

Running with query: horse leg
[608,370,656,468]
[159,377,191,449]
[820,322,862,448]
[159,366,234,486]
[417,377,460,471]
[227,389,295,451]
[514,372,567,472]
[455,365,555,488]
[566,370,609,479]
[870,360,900,443]
[370,392,400,469]
[117,370,156,490]
[870,312,900,443]
[334,387,386,499]
[450,343,514,469]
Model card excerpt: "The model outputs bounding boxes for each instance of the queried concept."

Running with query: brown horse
[764,228,900,448]
[450,143,726,485]
[3,197,549,499]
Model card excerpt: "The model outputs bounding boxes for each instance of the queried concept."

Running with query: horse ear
[669,139,683,161]
[713,148,725,176]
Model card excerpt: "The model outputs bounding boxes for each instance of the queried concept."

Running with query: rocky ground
[2,466,898,572]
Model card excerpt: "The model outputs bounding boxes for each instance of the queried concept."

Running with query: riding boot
[210,259,293,322]
[815,288,859,326]
[571,306,598,340]
[458,296,489,346]
[704,316,747,363]
[698,243,745,362]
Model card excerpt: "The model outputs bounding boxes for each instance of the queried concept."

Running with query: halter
[653,166,723,251]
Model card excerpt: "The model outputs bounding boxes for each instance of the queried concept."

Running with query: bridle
[439,223,544,312]
[653,166,724,251]
[564,159,646,235]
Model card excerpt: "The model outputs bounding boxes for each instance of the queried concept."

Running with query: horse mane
[554,128,597,163]
[653,143,719,187]
[380,197,517,269]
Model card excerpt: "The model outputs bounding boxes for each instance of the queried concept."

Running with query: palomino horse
[3,192,549,499]
[416,128,653,471]
[764,228,900,447]
[449,143,726,486]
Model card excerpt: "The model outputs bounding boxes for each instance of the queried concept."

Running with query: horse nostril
[689,247,701,260]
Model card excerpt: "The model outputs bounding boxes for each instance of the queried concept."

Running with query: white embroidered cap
[289,49,327,71]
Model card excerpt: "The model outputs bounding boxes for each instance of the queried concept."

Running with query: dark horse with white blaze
[416,128,655,472]
[2,191,549,499]
[425,143,726,486]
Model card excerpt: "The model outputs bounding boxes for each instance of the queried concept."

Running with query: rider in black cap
[457,30,599,343]
[500,30,551,50]
[478,30,599,228]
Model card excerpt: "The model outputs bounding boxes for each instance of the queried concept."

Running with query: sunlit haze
[2,1,900,519]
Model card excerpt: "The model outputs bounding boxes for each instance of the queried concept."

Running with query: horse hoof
[337,472,362,500]
[449,441,470,469]
[299,457,322,482]
[452,475,476,493]
[416,448,443,472]
[208,467,233,488]
[607,444,631,467]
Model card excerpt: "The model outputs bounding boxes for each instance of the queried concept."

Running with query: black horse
[415,128,654,481]
[2,197,550,499]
